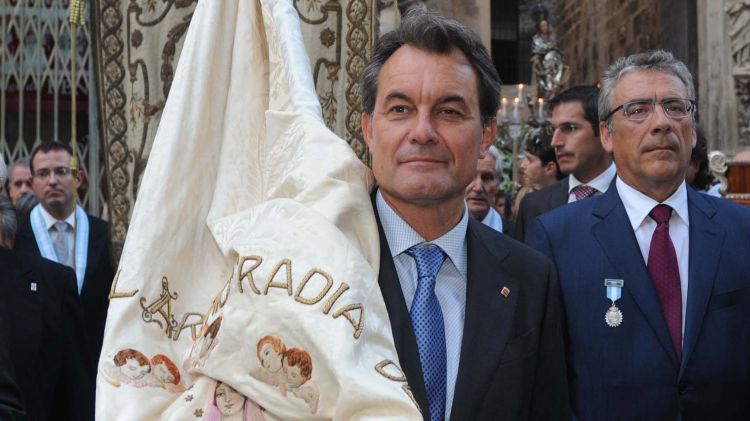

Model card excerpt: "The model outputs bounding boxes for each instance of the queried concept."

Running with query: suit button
[678,382,687,395]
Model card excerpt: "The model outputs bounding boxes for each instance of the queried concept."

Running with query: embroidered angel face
[114,348,151,381]
[151,354,180,385]
[214,382,245,416]
[283,348,313,388]
[256,335,285,372]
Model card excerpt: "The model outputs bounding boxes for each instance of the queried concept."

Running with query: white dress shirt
[480,207,504,233]
[616,177,690,334]
[39,205,76,267]
[376,190,467,421]
[568,162,617,203]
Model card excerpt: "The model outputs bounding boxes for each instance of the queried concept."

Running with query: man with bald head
[528,50,750,420]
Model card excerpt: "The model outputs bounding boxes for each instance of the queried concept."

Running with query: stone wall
[554,0,661,85]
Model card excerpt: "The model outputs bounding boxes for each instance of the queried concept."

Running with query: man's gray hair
[0,197,17,247]
[599,50,695,129]
[486,145,504,177]
[359,6,502,125]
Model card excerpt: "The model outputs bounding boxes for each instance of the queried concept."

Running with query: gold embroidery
[108,269,139,299]
[321,282,349,314]
[294,268,334,305]
[374,359,407,382]
[173,312,206,341]
[332,303,364,339]
[263,258,293,295]
[193,408,203,417]
[139,276,178,337]
[237,255,262,294]
[375,359,420,411]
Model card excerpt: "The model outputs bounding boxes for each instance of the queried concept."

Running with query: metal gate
[1,0,103,216]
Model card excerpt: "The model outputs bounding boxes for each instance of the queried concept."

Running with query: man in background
[465,145,509,233]
[6,158,33,208]
[514,85,614,241]
[519,128,562,192]
[13,142,114,379]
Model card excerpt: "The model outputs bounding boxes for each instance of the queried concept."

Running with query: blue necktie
[406,245,447,421]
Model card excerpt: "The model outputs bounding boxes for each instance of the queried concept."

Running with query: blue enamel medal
[604,278,624,327]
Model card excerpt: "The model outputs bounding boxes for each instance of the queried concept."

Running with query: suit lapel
[680,189,723,376]
[591,186,679,368]
[81,216,100,296]
[549,177,569,209]
[451,220,516,418]
[373,203,429,415]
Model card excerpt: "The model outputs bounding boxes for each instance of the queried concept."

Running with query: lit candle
[512,97,521,123]
[517,84,524,102]
[537,98,545,122]
[500,97,508,120]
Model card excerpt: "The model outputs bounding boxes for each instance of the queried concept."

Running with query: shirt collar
[38,205,76,230]
[569,162,617,193]
[376,190,468,277]
[616,177,689,230]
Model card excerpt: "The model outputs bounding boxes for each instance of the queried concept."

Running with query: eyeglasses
[604,98,695,122]
[33,167,73,180]
[551,123,580,134]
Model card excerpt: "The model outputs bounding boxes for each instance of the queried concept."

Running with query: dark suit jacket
[375,201,570,421]
[0,299,24,421]
[14,211,115,377]
[0,248,94,420]
[513,177,568,242]
[527,184,750,421]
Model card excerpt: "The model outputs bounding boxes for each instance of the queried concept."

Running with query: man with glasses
[527,50,750,420]
[14,141,114,381]
[514,85,614,241]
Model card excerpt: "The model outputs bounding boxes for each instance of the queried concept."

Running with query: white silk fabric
[96,0,421,419]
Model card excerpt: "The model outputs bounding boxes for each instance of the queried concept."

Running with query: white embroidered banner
[96,0,421,419]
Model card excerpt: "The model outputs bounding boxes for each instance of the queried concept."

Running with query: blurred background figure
[465,145,509,234]
[6,158,34,207]
[519,126,562,191]
[686,125,720,197]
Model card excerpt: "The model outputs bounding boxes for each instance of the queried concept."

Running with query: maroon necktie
[647,204,682,360]
[571,185,598,201]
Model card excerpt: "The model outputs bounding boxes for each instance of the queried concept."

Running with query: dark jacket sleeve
[0,307,24,421]
[529,258,571,421]
[53,265,95,421]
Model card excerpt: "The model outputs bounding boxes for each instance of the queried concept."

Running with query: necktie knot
[572,184,598,201]
[406,245,446,283]
[649,204,673,225]
[53,221,70,233]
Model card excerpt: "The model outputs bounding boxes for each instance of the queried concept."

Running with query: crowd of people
[1,5,749,421]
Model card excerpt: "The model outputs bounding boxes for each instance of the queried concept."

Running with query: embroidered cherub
[102,348,152,388]
[249,335,286,386]
[149,354,186,393]
[280,348,319,414]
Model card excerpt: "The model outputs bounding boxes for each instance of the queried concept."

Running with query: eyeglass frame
[603,98,696,122]
[33,166,75,180]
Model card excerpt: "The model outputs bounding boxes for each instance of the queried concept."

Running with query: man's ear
[361,113,373,148]
[600,121,614,154]
[544,161,557,176]
[479,120,497,158]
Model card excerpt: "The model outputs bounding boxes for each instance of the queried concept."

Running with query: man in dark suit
[514,85,614,241]
[527,50,750,420]
[0,196,94,420]
[359,8,569,421]
[13,141,115,378]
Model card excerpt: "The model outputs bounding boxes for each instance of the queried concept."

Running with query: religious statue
[530,6,569,100]
[727,0,750,68]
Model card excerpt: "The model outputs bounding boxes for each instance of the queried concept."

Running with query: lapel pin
[30,282,37,292]
[500,286,510,297]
